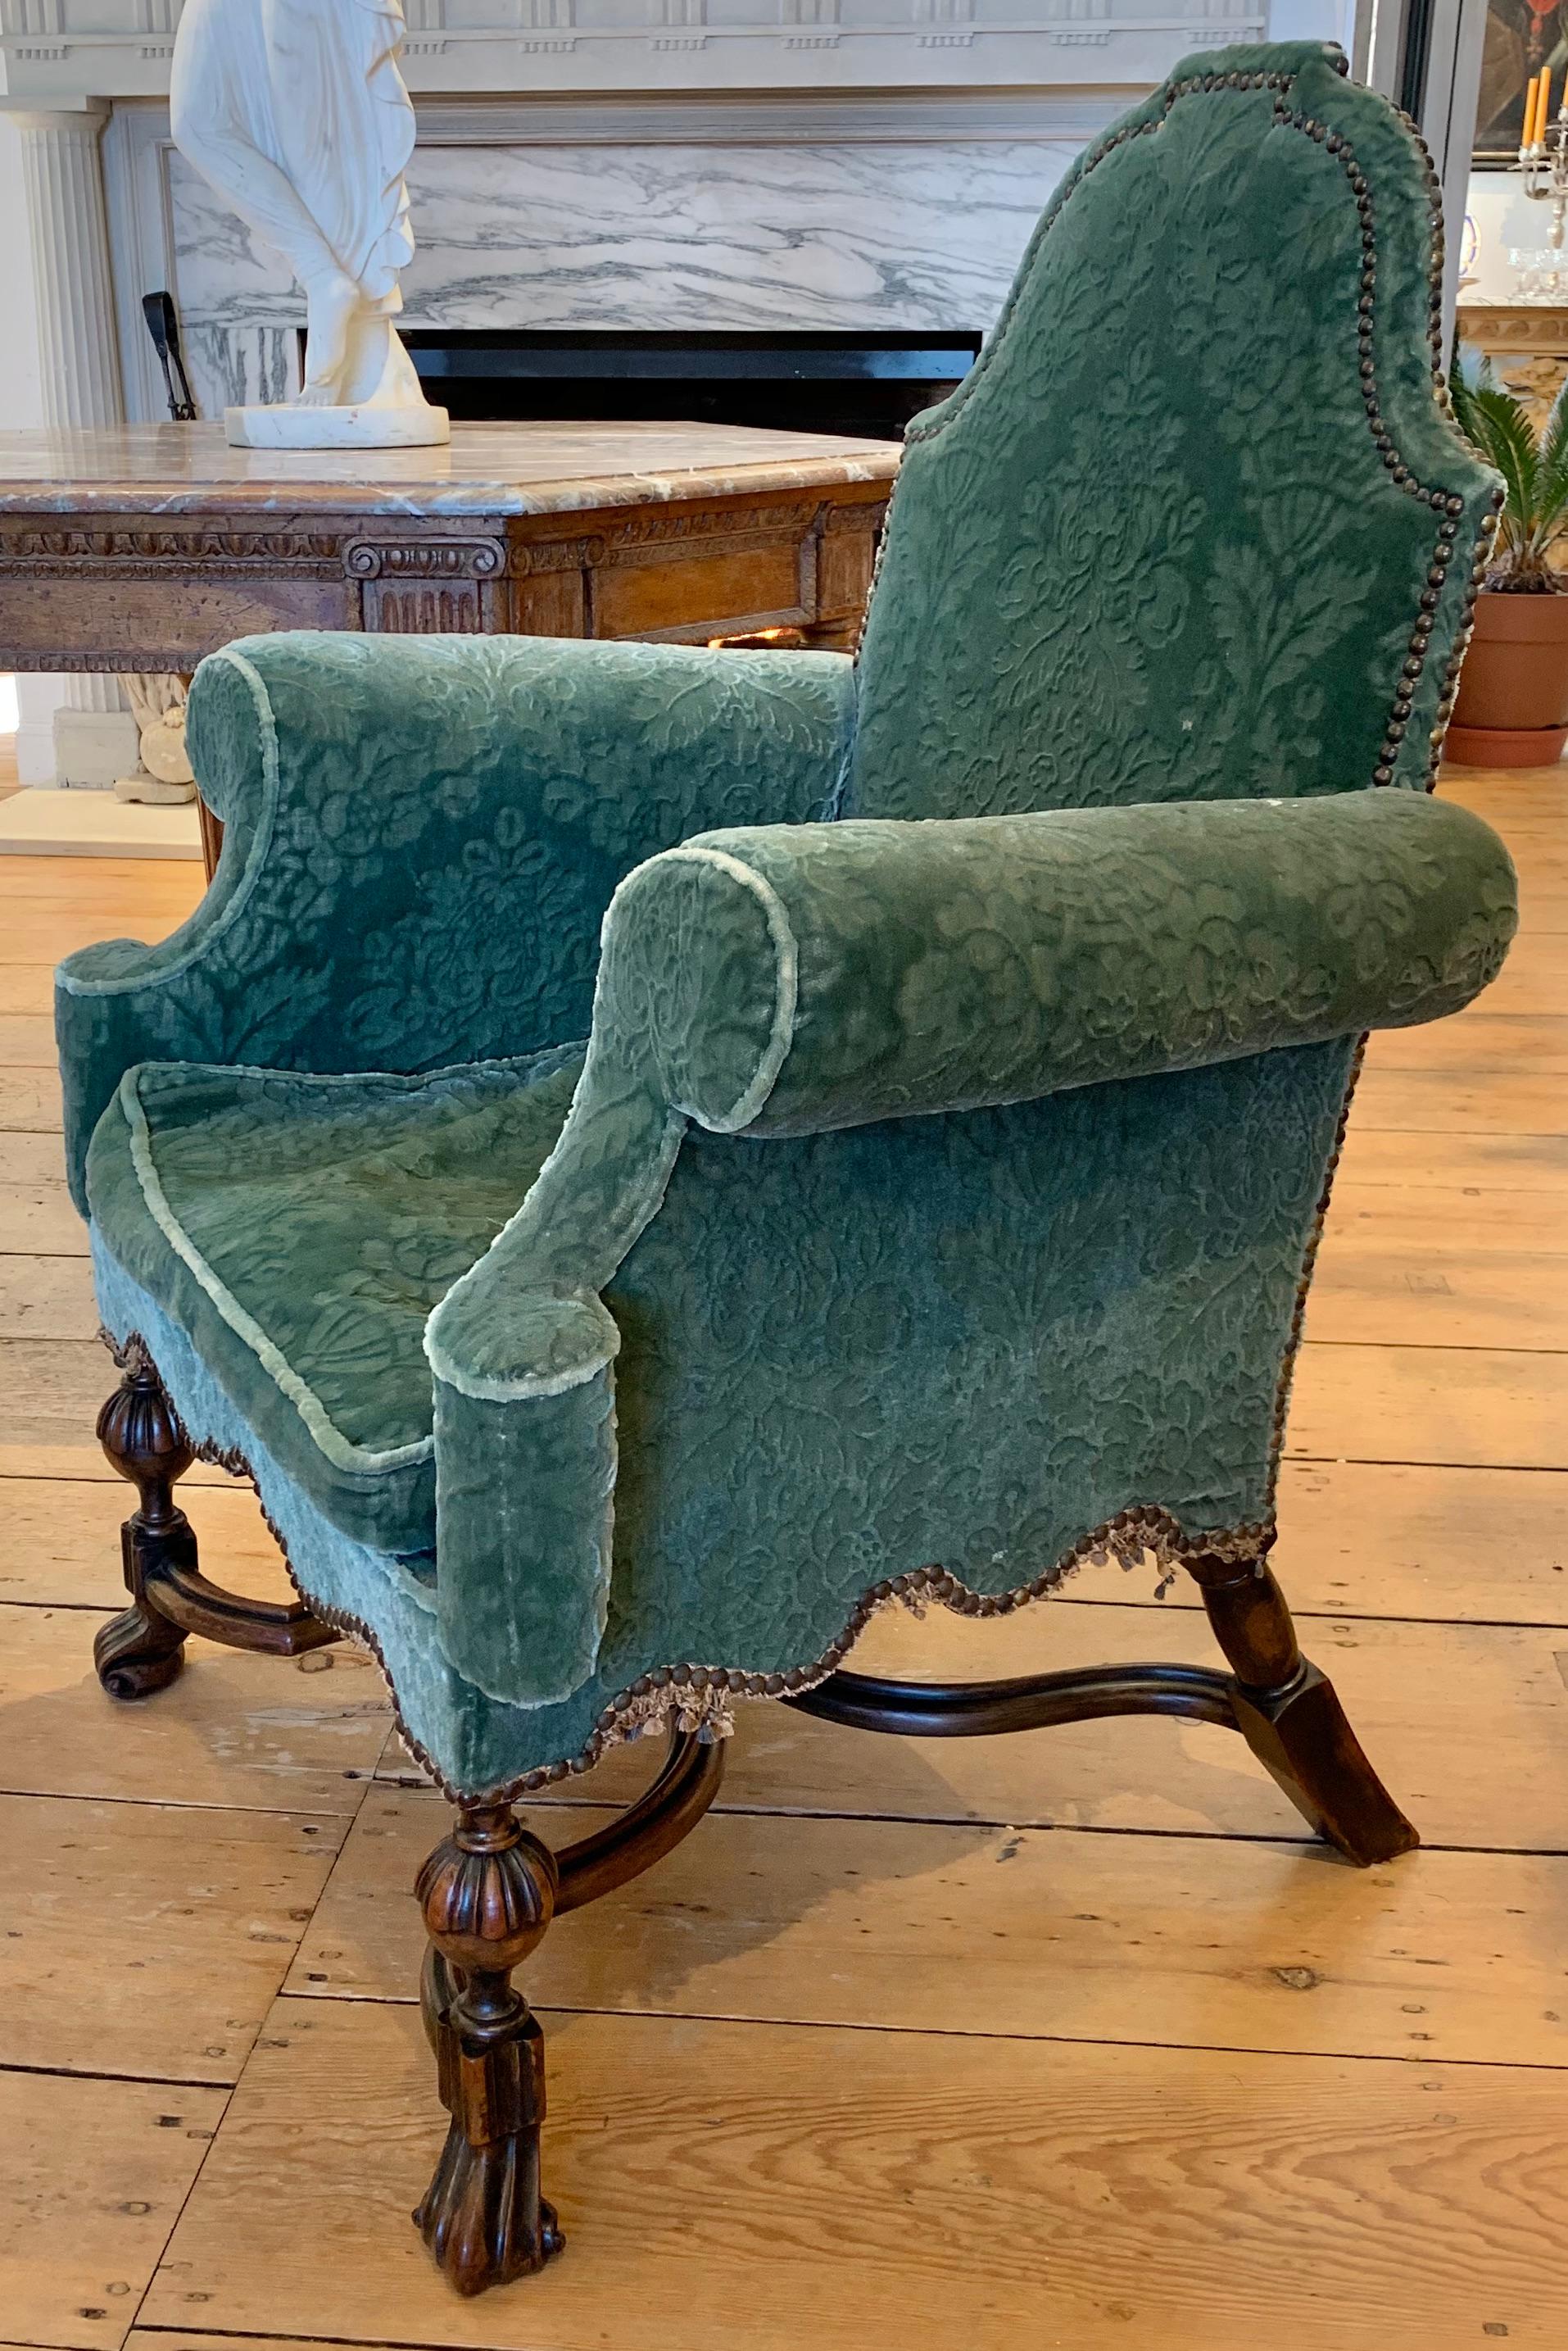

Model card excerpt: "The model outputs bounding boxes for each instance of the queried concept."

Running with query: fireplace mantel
[96,86,1119,425]
[0,0,1267,110]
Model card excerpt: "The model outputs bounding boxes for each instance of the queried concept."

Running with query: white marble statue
[116,675,197,806]
[170,0,448,447]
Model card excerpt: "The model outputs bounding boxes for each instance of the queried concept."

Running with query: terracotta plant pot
[1447,586,1568,766]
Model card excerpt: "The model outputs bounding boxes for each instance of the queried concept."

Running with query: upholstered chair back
[847,43,1497,821]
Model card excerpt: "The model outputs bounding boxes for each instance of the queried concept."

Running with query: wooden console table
[0,419,897,660]
[0,420,898,867]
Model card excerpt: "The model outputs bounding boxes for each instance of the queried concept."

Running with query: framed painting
[1475,0,1567,164]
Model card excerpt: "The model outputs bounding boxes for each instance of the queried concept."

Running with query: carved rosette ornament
[415,1805,565,2292]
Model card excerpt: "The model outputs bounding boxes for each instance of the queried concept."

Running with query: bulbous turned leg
[415,1803,564,2295]
[93,1356,196,1700]
[1186,1550,1418,1867]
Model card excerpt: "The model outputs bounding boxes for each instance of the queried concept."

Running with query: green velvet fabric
[65,44,1521,1789]
[93,1040,1360,1786]
[848,43,1498,819]
[85,1047,584,1552]
[56,633,856,1214]
[83,786,1513,1713]
[596,797,1516,1141]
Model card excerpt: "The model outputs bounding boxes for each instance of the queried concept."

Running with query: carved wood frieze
[0,474,889,667]
[342,537,507,579]
[363,587,492,633]
[1456,302,1568,356]
[1455,306,1568,435]
[1,522,342,572]
[510,490,883,573]
[576,496,831,551]
[343,535,509,632]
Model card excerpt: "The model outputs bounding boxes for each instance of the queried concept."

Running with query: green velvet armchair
[56,41,1516,2296]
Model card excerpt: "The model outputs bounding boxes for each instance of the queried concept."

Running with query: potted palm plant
[1447,349,1568,766]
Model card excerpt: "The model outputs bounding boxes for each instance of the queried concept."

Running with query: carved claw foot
[93,1598,186,1700]
[415,1801,563,2294]
[415,2117,564,2294]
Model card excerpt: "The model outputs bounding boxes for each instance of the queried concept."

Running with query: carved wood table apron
[0,419,898,874]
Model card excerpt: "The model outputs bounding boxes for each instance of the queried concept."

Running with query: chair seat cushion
[85,1045,586,1553]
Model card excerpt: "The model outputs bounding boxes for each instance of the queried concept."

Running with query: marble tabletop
[0,419,901,519]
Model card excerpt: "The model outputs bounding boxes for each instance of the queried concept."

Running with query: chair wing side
[54,631,857,1212]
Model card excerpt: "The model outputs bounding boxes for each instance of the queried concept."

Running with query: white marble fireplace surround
[0,0,1286,428]
[125,100,1102,421]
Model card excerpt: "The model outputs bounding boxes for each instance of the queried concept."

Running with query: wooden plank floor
[2,765,1566,2349]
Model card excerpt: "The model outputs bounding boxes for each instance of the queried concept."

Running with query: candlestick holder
[1514,105,1568,297]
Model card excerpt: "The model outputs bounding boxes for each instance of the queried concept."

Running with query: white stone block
[52,708,144,790]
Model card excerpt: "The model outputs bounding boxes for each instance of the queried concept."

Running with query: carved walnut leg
[415,1803,564,2294]
[1185,1551,1418,1866]
[93,1359,195,1700]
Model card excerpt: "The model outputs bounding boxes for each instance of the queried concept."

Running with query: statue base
[114,774,197,806]
[224,402,451,452]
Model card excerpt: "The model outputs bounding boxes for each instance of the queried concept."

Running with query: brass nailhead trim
[1274,103,1481,787]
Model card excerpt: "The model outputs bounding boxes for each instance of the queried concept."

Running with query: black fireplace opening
[398,329,982,442]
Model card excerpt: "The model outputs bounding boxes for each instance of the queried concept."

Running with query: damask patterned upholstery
[850,47,1478,812]
[58,41,1516,1795]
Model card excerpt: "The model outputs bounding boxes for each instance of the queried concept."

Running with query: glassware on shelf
[1509,245,1568,300]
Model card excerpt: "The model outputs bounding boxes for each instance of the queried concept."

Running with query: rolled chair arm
[598,790,1517,1137]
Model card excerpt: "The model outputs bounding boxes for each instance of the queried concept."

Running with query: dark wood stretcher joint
[88,1342,1418,2297]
